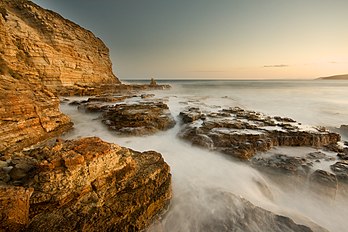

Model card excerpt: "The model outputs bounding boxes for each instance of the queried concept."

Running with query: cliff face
[0,0,120,94]
[0,137,172,231]
[0,74,73,154]
[0,0,123,153]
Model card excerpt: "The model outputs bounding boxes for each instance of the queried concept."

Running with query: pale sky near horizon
[31,0,348,80]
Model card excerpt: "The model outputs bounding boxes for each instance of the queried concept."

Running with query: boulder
[179,107,204,123]
[0,137,172,231]
[102,102,176,135]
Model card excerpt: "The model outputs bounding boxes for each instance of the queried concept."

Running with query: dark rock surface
[200,191,325,232]
[330,161,348,183]
[154,190,328,232]
[309,169,338,198]
[102,102,176,135]
[179,107,340,160]
[252,154,311,175]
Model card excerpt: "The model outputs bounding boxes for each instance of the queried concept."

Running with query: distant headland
[317,74,348,80]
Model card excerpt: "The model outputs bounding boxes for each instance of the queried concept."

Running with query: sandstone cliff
[0,0,119,94]
[0,0,123,153]
[0,137,172,231]
[0,74,73,154]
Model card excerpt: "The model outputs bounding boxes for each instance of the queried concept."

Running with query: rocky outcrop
[0,0,119,95]
[0,74,72,154]
[179,107,340,159]
[154,189,328,232]
[0,137,172,231]
[199,191,325,232]
[331,161,348,183]
[309,170,338,198]
[0,186,33,231]
[0,0,125,153]
[102,102,176,135]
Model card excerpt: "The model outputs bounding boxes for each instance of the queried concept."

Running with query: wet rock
[274,116,296,123]
[141,93,155,99]
[87,96,128,103]
[202,191,323,232]
[68,100,83,105]
[192,134,214,150]
[102,102,176,135]
[306,151,327,160]
[337,148,348,160]
[3,137,171,231]
[337,153,348,160]
[252,154,311,175]
[160,189,327,232]
[78,102,109,113]
[60,98,70,103]
[179,107,340,160]
[330,161,348,183]
[309,169,337,198]
[179,107,203,123]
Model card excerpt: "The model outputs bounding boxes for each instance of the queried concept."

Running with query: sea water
[60,80,348,231]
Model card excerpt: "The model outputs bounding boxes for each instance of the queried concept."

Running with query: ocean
[61,80,348,231]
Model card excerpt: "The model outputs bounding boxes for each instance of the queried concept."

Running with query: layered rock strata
[179,107,340,160]
[0,0,119,94]
[0,74,72,154]
[0,137,172,231]
[102,102,176,135]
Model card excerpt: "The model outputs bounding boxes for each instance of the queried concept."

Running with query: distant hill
[317,74,348,80]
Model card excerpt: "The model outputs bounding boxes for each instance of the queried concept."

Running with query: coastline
[1,0,347,231]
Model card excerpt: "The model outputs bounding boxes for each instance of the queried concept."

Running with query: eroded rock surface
[153,190,327,232]
[0,0,119,95]
[199,191,325,232]
[0,186,33,231]
[102,102,176,135]
[0,137,172,231]
[0,75,72,154]
[331,161,348,183]
[179,107,340,160]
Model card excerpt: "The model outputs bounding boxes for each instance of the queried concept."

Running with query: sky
[31,0,348,80]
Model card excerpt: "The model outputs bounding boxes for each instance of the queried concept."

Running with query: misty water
[60,80,348,232]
